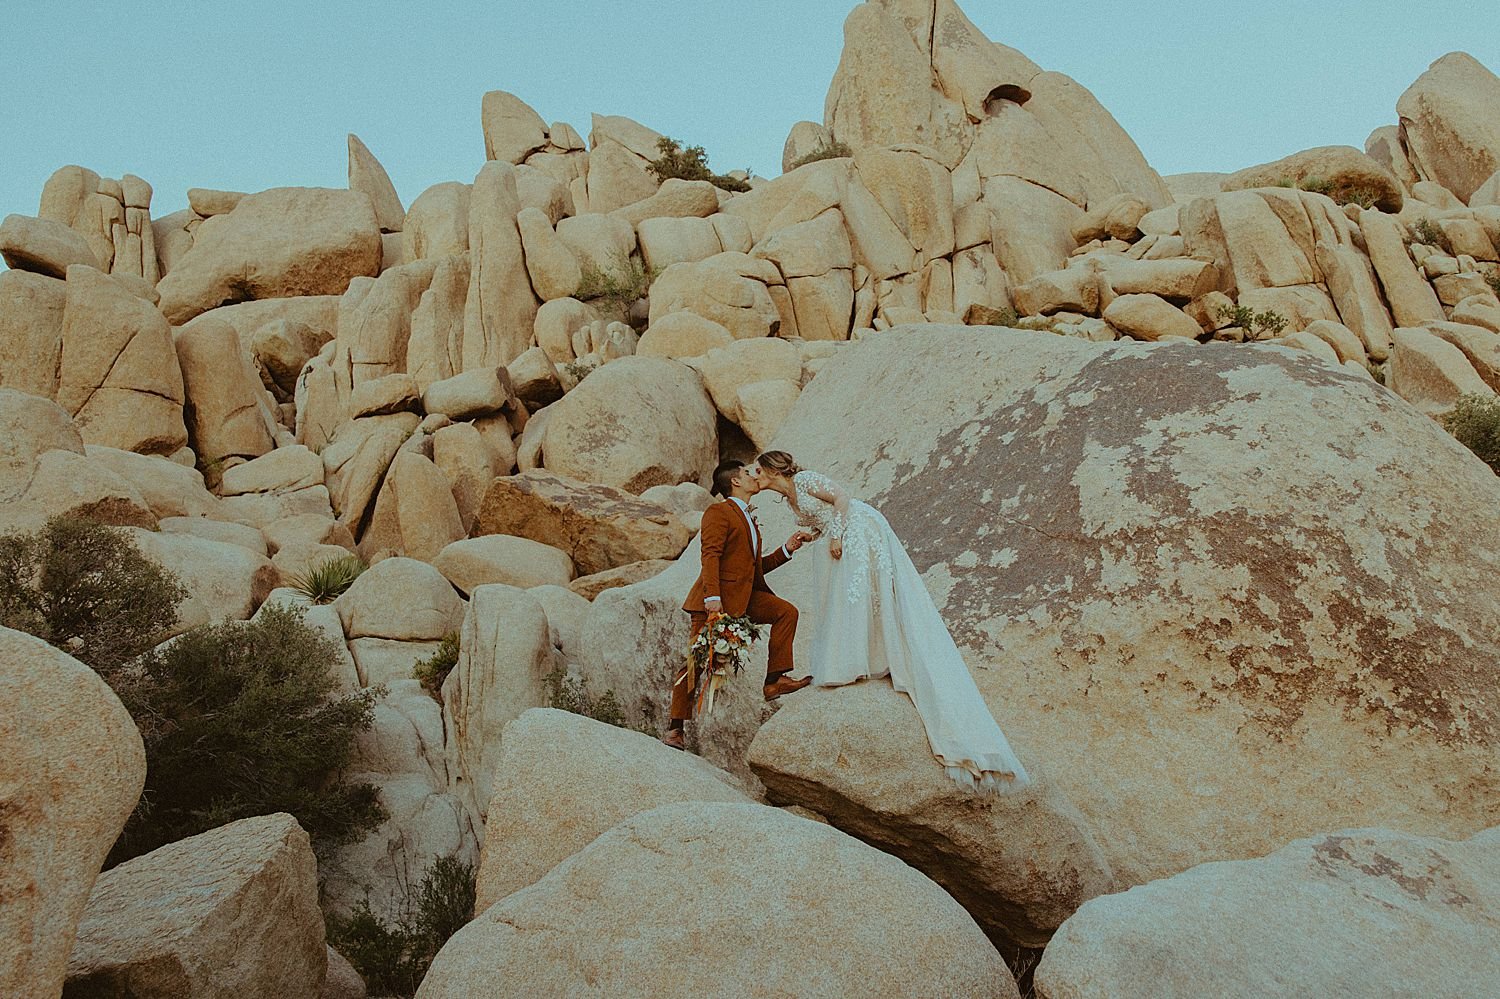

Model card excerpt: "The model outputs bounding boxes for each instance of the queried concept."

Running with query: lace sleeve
[795,470,850,540]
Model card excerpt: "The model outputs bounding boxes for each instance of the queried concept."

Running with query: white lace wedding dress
[788,470,1030,794]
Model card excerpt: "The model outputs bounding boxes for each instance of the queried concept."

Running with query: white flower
[714,639,730,654]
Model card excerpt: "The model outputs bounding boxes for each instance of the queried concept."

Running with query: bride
[753,450,1030,794]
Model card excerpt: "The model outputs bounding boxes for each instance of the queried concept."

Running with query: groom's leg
[746,591,798,681]
[668,611,709,728]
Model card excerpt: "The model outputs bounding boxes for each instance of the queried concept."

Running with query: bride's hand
[830,538,843,560]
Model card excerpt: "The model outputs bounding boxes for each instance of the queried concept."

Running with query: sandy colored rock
[1452,296,1500,334]
[441,585,554,827]
[542,356,717,493]
[648,253,783,340]
[750,680,1111,949]
[418,802,1017,999]
[220,445,324,495]
[566,558,675,600]
[322,413,419,535]
[431,422,496,532]
[984,176,1085,284]
[157,187,381,324]
[1314,239,1396,361]
[124,528,277,635]
[506,345,563,409]
[1222,145,1403,212]
[433,535,575,594]
[83,446,220,520]
[516,207,581,301]
[421,367,514,420]
[695,335,802,423]
[637,311,735,359]
[736,378,803,450]
[611,178,720,228]
[0,628,146,999]
[348,133,405,233]
[186,188,245,217]
[55,265,186,455]
[1181,190,1315,295]
[0,443,157,537]
[402,182,471,262]
[751,326,1500,906]
[1387,325,1497,416]
[0,269,67,399]
[1035,826,1500,999]
[475,470,690,576]
[1361,209,1460,329]
[360,450,466,562]
[1102,293,1201,341]
[584,140,660,215]
[482,90,549,165]
[0,212,101,276]
[335,555,465,641]
[463,162,540,369]
[65,814,325,999]
[250,318,333,398]
[407,253,471,392]
[635,215,722,272]
[474,709,755,912]
[175,316,277,464]
[781,120,835,173]
[1300,319,1366,364]
[322,947,366,999]
[1397,52,1500,203]
[159,516,267,555]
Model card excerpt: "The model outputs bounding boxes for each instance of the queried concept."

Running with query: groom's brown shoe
[764,674,812,701]
[660,728,686,750]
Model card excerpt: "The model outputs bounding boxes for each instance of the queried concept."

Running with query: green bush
[110,603,385,865]
[1411,217,1452,253]
[289,553,366,604]
[1443,393,1500,474]
[787,139,853,171]
[1216,303,1289,338]
[328,855,477,998]
[0,516,187,676]
[414,632,459,695]
[545,666,644,732]
[574,253,658,308]
[648,137,751,193]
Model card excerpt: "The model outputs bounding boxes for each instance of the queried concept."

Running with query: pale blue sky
[1,1,1497,225]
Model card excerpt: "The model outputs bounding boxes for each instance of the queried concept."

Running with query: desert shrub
[545,666,646,732]
[414,632,460,695]
[648,137,751,193]
[109,603,385,865]
[1485,269,1500,298]
[1411,217,1452,253]
[1216,303,1289,338]
[787,138,853,171]
[574,253,658,308]
[561,357,600,385]
[0,516,187,676]
[328,855,477,998]
[1276,175,1378,208]
[1443,393,1500,473]
[289,553,366,604]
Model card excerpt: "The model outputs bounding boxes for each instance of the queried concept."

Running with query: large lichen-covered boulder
[0,628,146,999]
[1035,825,1500,999]
[417,802,1019,999]
[752,326,1500,902]
[157,187,381,324]
[1220,144,1404,212]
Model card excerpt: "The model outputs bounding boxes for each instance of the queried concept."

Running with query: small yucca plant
[290,554,367,604]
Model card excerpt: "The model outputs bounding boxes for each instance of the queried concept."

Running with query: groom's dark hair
[711,459,746,498]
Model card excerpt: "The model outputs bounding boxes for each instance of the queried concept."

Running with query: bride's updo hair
[756,450,800,479]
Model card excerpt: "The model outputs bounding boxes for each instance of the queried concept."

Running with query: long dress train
[789,470,1030,793]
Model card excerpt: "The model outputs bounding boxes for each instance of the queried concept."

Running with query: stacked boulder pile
[3,1,1500,996]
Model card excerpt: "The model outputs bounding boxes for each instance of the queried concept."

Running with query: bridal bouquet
[687,612,768,717]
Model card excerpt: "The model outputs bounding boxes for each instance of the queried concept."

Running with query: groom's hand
[705,596,722,614]
[784,531,816,553]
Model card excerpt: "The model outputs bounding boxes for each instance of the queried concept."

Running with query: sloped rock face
[1396,52,1500,203]
[1035,826,1500,999]
[758,327,1500,893]
[418,802,1018,999]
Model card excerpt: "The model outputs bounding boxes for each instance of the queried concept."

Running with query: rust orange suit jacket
[682,500,790,616]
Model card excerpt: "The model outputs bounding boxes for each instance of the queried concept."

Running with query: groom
[663,459,813,749]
